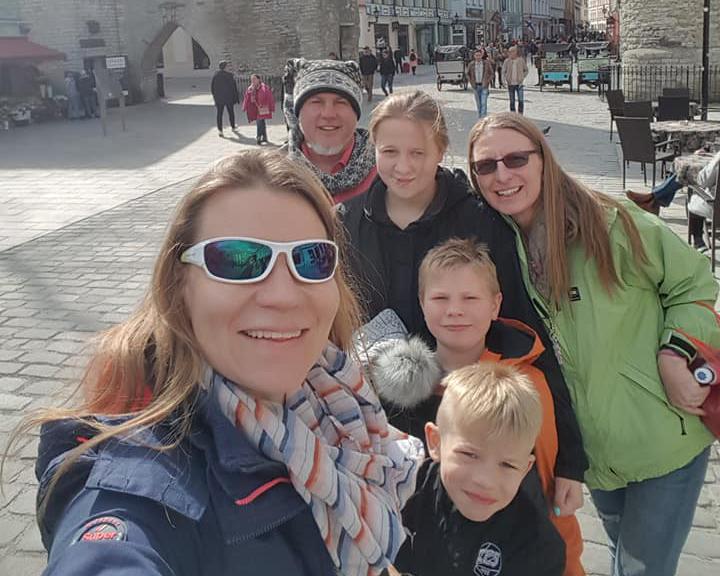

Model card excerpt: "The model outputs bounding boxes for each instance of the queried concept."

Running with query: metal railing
[608,63,720,103]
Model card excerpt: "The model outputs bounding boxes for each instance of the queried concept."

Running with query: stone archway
[119,0,358,102]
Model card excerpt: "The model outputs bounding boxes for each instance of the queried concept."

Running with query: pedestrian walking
[468,113,720,576]
[77,71,97,118]
[359,46,378,102]
[379,51,395,96]
[495,46,507,88]
[242,74,275,145]
[409,49,418,75]
[210,60,239,137]
[466,48,494,118]
[502,46,529,114]
[393,47,404,74]
[63,72,83,120]
[487,43,498,88]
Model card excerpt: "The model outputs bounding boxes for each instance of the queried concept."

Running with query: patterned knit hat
[292,59,363,119]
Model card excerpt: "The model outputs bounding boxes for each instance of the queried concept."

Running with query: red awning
[0,37,65,62]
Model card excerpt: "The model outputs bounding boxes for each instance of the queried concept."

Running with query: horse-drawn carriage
[434,45,469,91]
[576,42,611,90]
[539,43,572,91]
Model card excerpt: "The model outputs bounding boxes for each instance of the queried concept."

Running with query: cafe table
[652,120,720,153]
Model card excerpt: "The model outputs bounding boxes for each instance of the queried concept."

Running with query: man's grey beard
[303,140,347,156]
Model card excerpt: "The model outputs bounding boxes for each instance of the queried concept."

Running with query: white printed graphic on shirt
[473,542,502,576]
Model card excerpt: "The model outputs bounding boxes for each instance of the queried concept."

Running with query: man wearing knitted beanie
[283,58,377,203]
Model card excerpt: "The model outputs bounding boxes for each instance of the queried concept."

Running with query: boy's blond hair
[436,362,542,446]
[418,237,500,298]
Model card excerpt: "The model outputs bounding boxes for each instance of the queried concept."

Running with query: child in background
[395,362,565,576]
[371,238,585,575]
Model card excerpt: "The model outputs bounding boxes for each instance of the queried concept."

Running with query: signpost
[96,55,128,136]
[701,0,710,120]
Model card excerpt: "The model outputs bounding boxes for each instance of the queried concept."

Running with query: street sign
[105,56,127,70]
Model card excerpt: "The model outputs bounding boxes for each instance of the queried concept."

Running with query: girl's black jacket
[340,167,588,481]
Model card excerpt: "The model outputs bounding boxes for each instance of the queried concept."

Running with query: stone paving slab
[0,65,718,575]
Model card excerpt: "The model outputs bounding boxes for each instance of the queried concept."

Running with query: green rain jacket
[506,201,718,490]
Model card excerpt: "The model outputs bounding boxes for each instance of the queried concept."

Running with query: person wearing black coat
[395,460,565,576]
[210,61,240,136]
[378,51,396,96]
[358,47,379,102]
[341,166,587,484]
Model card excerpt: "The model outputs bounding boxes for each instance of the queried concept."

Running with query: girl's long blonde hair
[467,112,647,307]
[8,150,361,510]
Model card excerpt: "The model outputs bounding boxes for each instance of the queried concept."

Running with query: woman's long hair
[467,112,647,308]
[7,150,361,511]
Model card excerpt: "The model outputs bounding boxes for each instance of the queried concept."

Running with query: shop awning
[0,37,65,62]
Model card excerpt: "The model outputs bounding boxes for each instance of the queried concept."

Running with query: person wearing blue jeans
[379,51,396,96]
[508,84,524,114]
[466,48,493,118]
[501,46,528,114]
[591,447,710,576]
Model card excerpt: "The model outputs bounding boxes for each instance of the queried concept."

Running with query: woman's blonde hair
[368,90,449,154]
[8,150,361,508]
[467,112,647,307]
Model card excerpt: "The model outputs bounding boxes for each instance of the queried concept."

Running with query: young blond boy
[394,362,565,576]
[371,238,585,575]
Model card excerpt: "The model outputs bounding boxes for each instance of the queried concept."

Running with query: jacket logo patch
[568,286,581,302]
[73,516,127,544]
[474,541,502,575]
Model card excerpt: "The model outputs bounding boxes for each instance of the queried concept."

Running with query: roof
[0,37,65,62]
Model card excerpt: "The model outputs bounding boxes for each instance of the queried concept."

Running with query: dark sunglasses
[471,150,539,176]
[180,237,338,284]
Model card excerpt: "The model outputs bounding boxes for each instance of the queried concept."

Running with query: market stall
[0,36,65,129]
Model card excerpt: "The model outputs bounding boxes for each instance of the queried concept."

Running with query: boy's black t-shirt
[395,460,565,576]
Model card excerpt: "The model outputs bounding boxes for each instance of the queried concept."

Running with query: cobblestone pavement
[1,65,718,575]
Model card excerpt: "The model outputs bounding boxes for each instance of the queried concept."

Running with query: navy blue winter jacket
[35,392,337,576]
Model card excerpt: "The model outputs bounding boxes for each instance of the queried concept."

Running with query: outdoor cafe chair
[688,169,720,273]
[606,89,625,141]
[615,116,679,189]
[622,100,654,122]
[663,87,691,99]
[657,95,691,121]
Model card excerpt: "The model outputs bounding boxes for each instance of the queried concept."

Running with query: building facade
[358,0,452,63]
[8,0,359,102]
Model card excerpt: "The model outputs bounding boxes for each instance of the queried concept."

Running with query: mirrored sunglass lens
[204,240,272,280]
[503,153,531,168]
[474,160,497,175]
[292,242,337,280]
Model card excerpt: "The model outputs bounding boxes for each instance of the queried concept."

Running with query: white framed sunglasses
[180,237,338,284]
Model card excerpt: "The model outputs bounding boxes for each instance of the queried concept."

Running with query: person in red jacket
[366,237,586,576]
[242,74,275,145]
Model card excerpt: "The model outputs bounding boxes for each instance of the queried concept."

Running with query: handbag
[258,105,270,116]
[675,302,720,438]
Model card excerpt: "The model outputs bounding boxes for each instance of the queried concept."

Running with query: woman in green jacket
[467,112,718,576]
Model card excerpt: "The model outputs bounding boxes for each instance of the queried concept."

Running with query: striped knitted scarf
[212,343,424,576]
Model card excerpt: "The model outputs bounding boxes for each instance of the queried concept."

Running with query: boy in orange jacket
[369,238,585,576]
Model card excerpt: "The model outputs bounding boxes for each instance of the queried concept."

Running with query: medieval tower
[620,0,720,66]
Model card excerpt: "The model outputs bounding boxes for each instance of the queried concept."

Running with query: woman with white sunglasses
[21,150,423,576]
